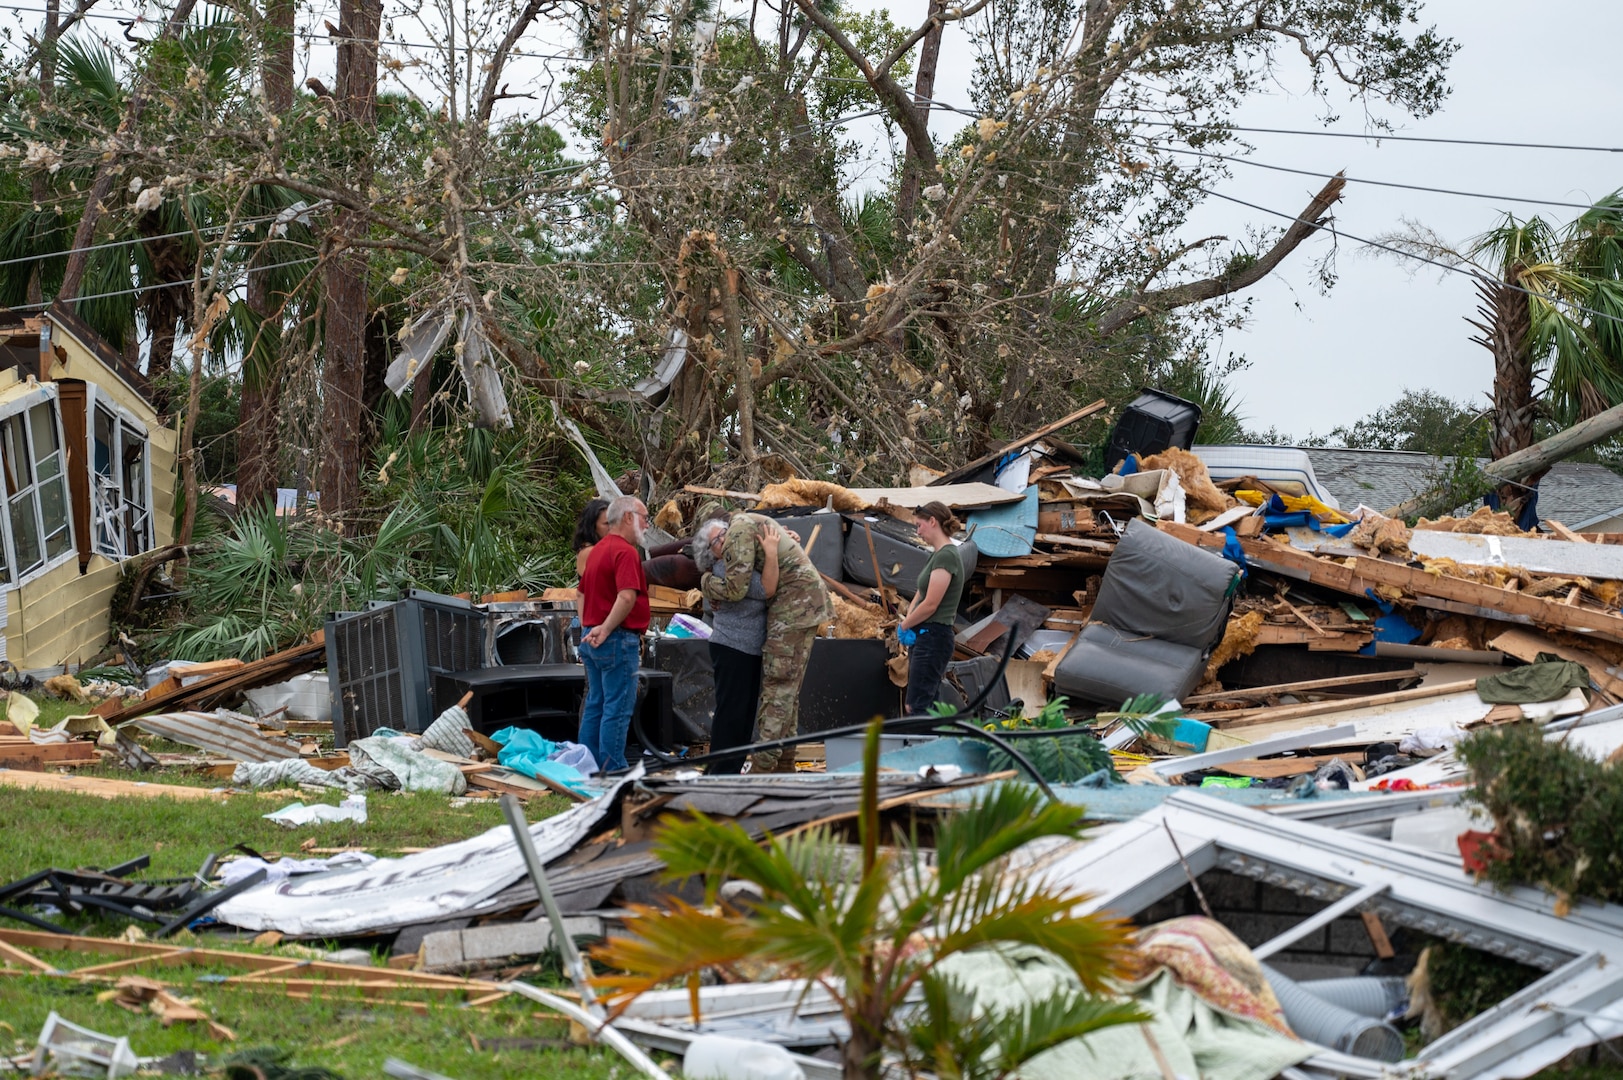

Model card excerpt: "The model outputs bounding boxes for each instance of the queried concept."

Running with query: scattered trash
[32,1012,140,1079]
[263,795,368,828]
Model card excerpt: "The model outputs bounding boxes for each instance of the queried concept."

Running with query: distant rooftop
[1298,447,1623,528]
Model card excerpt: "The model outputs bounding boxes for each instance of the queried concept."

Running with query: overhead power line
[1189,180,1623,331]
[0,208,315,272]
[7,253,318,310]
[1136,121,1623,156]
[1146,142,1609,212]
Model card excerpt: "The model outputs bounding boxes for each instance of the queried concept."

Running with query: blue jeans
[579,628,642,772]
[905,623,956,715]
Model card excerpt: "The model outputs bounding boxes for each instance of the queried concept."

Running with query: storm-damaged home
[0,304,175,672]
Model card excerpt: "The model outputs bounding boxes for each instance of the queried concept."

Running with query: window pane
[94,408,115,477]
[29,403,59,456]
[9,494,42,574]
[0,416,26,496]
[41,471,70,560]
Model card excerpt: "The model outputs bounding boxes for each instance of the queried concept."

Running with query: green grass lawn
[1,974,628,1078]
[0,692,618,1076]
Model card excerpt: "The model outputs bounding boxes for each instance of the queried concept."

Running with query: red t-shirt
[580,533,650,632]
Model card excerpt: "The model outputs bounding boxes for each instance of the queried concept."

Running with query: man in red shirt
[578,494,651,772]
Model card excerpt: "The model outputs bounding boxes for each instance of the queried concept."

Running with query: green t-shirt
[917,543,964,626]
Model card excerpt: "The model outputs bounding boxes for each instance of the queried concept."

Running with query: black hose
[625,633,1063,797]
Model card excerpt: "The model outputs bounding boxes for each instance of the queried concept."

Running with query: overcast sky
[868,0,1623,439]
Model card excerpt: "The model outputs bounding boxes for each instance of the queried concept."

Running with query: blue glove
[896,627,918,646]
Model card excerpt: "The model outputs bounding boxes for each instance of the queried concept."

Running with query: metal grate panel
[328,594,489,744]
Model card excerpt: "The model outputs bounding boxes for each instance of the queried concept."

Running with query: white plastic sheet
[214,771,637,935]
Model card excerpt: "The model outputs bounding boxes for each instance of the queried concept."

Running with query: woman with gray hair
[692,517,782,772]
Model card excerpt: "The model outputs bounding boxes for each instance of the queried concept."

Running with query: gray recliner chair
[1053,518,1241,707]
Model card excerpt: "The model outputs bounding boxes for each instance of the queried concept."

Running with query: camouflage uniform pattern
[701,513,834,770]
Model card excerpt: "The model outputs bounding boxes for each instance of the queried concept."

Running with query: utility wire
[1137,120,1623,155]
[0,208,312,272]
[1145,142,1609,212]
[7,253,316,310]
[1189,180,1623,331]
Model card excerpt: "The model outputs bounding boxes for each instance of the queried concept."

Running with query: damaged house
[0,305,175,671]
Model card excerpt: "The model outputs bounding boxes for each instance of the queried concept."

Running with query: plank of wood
[0,928,482,985]
[171,659,248,679]
[930,399,1108,486]
[1216,754,1352,779]
[1486,628,1623,699]
[0,770,228,800]
[1194,680,1481,729]
[821,572,881,610]
[0,742,99,767]
[1041,630,1081,681]
[1546,520,1590,544]
[1034,533,1116,553]
[1251,624,1370,649]
[1183,668,1421,705]
[683,484,760,502]
[106,641,326,724]
[1161,521,1623,645]
[1361,911,1396,959]
[468,770,587,804]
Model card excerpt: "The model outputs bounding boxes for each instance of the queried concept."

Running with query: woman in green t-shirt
[896,501,965,714]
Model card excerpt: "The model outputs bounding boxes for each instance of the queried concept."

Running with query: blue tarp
[965,485,1040,558]
[490,727,592,795]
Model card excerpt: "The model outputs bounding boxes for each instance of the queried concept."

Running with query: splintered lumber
[930,399,1109,486]
[0,928,503,1001]
[0,769,230,800]
[1182,668,1421,705]
[1216,754,1355,779]
[1034,533,1116,553]
[1190,680,1480,729]
[1487,628,1623,699]
[105,640,327,724]
[1251,625,1370,651]
[0,739,99,767]
[1159,522,1623,645]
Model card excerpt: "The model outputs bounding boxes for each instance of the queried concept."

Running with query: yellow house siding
[151,423,178,548]
[7,559,121,670]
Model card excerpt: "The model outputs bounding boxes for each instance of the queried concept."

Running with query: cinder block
[421,916,603,972]
[1224,912,1324,950]
[1198,870,1258,910]
[1258,884,1324,915]
[1328,918,1380,956]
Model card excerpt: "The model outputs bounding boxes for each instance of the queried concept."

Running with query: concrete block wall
[1134,868,1380,978]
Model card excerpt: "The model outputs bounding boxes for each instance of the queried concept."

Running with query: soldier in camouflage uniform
[700,512,833,771]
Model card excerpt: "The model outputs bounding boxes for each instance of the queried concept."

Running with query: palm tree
[590,720,1145,1080]
[1470,195,1623,521]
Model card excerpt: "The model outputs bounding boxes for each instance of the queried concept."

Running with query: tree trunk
[235,0,296,514]
[1480,266,1538,515]
[28,0,59,308]
[892,0,944,236]
[317,0,381,517]
[721,268,757,486]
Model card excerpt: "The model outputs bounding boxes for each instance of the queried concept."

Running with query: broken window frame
[85,386,153,561]
[1023,789,1623,1080]
[0,384,76,588]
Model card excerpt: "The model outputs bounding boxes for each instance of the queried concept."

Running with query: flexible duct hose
[1296,976,1409,1020]
[1263,966,1406,1062]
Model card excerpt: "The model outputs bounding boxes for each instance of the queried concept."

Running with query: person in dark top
[571,498,610,580]
[896,501,966,715]
[691,517,782,773]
